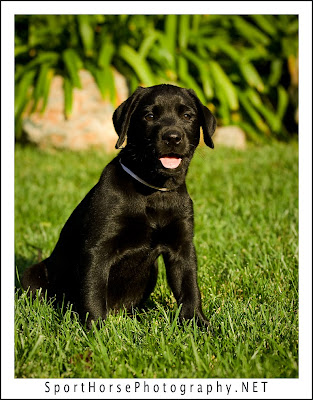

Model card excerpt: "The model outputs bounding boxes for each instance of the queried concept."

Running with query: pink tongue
[159,157,182,169]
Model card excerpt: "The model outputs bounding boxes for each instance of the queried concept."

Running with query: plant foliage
[15,15,298,142]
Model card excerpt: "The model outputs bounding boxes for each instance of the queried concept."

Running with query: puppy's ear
[113,86,146,149]
[187,89,216,149]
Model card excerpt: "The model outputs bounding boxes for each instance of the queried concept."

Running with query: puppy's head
[113,84,216,177]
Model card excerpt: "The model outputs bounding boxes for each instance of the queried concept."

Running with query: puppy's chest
[111,194,191,253]
[145,193,188,229]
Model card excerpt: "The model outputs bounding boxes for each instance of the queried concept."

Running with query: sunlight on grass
[15,143,298,378]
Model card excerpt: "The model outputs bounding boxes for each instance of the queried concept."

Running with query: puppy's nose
[162,130,182,146]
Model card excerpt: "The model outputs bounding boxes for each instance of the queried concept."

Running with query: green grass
[15,142,298,378]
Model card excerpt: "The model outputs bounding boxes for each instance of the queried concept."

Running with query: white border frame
[1,2,312,399]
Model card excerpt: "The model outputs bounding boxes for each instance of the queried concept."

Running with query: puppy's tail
[21,261,50,295]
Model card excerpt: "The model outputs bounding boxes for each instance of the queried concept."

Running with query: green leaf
[238,90,269,135]
[247,89,281,133]
[32,63,50,112]
[277,85,289,120]
[118,44,155,86]
[106,67,117,105]
[41,68,54,113]
[239,62,264,92]
[15,70,36,118]
[15,52,59,81]
[92,66,116,104]
[182,50,214,99]
[164,15,177,54]
[139,30,160,59]
[98,38,115,68]
[268,59,283,87]
[177,55,188,82]
[232,16,270,46]
[206,38,242,62]
[178,15,190,49]
[250,15,277,36]
[209,60,239,111]
[15,45,29,57]
[95,68,107,98]
[77,15,94,57]
[148,42,175,70]
[237,121,268,144]
[215,84,231,125]
[242,46,268,62]
[129,74,140,94]
[62,49,82,88]
[182,75,206,105]
[63,77,73,118]
[201,72,214,100]
[191,14,201,32]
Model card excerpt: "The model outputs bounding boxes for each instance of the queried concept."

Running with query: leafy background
[15,14,298,143]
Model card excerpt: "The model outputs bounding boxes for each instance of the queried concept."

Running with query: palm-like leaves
[15,15,298,142]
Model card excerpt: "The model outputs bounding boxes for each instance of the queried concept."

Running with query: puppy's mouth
[159,154,182,169]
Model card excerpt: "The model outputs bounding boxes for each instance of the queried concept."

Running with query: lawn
[14,142,298,378]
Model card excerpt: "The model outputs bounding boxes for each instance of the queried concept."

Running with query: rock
[23,74,247,152]
[212,126,247,149]
[22,69,129,152]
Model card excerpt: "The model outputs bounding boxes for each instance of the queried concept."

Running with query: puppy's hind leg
[21,261,49,295]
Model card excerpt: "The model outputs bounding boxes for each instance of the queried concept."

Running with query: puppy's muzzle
[162,130,183,146]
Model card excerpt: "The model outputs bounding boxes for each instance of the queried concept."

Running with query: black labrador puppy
[22,84,216,329]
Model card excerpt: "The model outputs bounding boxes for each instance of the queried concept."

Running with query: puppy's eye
[183,113,192,120]
[145,113,154,121]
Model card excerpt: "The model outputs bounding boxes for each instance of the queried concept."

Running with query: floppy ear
[113,86,146,149]
[187,89,216,149]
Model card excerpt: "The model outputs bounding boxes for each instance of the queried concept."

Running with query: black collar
[119,159,172,192]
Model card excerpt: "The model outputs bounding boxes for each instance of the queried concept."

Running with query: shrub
[15,15,298,142]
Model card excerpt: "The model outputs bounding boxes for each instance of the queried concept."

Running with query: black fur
[21,84,216,328]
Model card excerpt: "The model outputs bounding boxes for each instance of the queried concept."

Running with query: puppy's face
[129,86,202,176]
[113,85,216,178]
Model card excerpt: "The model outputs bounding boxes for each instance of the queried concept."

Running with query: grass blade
[14,143,299,378]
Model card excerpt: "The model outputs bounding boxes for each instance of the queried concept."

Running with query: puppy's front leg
[79,257,110,329]
[163,243,210,327]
